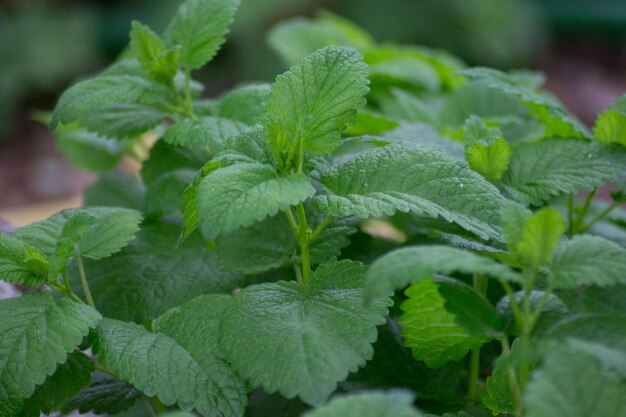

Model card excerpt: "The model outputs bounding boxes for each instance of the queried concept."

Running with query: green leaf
[93,317,245,417]
[364,245,522,301]
[315,143,507,241]
[366,49,440,92]
[216,212,357,274]
[144,169,196,216]
[17,351,94,417]
[51,69,170,138]
[302,390,423,417]
[515,208,565,269]
[501,202,532,256]
[196,83,271,125]
[0,233,48,286]
[48,211,97,281]
[220,259,391,405]
[458,67,589,138]
[196,162,315,239]
[501,139,626,205]
[523,346,626,417]
[153,294,246,417]
[68,221,244,323]
[263,46,369,170]
[482,357,515,415]
[163,116,248,151]
[268,12,374,67]
[463,116,511,182]
[13,207,142,261]
[0,292,101,417]
[399,278,491,368]
[130,21,179,84]
[84,171,146,211]
[63,372,140,415]
[224,126,274,166]
[594,94,626,146]
[141,140,206,185]
[163,0,241,69]
[54,124,126,172]
[548,234,626,289]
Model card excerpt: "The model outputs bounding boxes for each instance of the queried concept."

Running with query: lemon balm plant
[2,2,626,417]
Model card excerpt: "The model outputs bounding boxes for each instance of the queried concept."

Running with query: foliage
[1,4,626,417]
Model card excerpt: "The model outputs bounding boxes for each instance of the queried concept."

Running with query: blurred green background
[1,0,626,209]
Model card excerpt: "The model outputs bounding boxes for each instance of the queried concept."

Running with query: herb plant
[2,2,626,417]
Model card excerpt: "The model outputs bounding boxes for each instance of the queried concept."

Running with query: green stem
[500,337,522,415]
[285,208,299,237]
[467,348,481,405]
[183,68,196,119]
[60,270,84,304]
[499,280,523,333]
[527,288,553,334]
[518,269,538,395]
[578,188,596,223]
[310,215,333,243]
[567,192,575,238]
[141,395,159,417]
[76,252,96,309]
[578,200,622,233]
[296,203,311,284]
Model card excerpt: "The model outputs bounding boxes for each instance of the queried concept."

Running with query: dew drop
[587,153,593,159]
[459,183,464,188]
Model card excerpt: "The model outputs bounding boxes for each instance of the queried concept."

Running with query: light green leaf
[220,259,391,405]
[302,390,423,417]
[314,143,507,241]
[594,94,626,146]
[366,49,440,92]
[463,116,511,182]
[501,202,532,256]
[13,207,142,261]
[130,21,179,83]
[84,171,146,211]
[0,234,48,286]
[548,234,626,289]
[63,372,140,415]
[365,245,522,301]
[399,278,492,368]
[163,116,248,151]
[482,357,515,415]
[163,0,241,69]
[524,347,626,417]
[458,67,589,138]
[93,317,245,417]
[515,208,565,269]
[48,211,96,281]
[0,292,101,417]
[197,84,271,125]
[17,351,94,417]
[196,162,315,239]
[263,46,369,170]
[501,139,626,205]
[54,124,126,173]
[224,126,274,166]
[68,221,244,323]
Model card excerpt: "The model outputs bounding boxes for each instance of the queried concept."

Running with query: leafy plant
[2,3,626,417]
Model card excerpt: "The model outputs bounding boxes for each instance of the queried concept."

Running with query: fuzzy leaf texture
[400,278,492,368]
[163,0,241,69]
[195,162,316,238]
[0,233,49,286]
[547,234,626,289]
[92,317,245,417]
[315,143,507,241]
[12,207,142,261]
[263,46,369,169]
[458,67,589,138]
[513,207,565,269]
[365,245,522,301]
[0,292,101,417]
[163,116,248,151]
[129,21,180,84]
[463,116,511,182]
[501,139,626,205]
[594,94,626,146]
[220,259,391,405]
[63,372,140,415]
[67,221,244,323]
[302,390,423,417]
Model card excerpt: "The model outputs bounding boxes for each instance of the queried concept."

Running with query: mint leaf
[195,162,315,239]
[463,116,511,182]
[314,143,506,241]
[17,351,93,417]
[220,260,391,405]
[197,83,271,125]
[141,140,206,185]
[13,207,142,261]
[263,46,369,169]
[79,102,168,139]
[0,234,48,286]
[224,126,275,166]
[594,94,626,146]
[400,278,491,368]
[163,0,241,70]
[68,221,243,322]
[63,372,140,415]
[548,234,626,289]
[84,171,146,210]
[365,245,522,301]
[153,294,247,417]
[515,208,565,269]
[302,390,423,417]
[163,116,248,151]
[93,317,244,417]
[366,48,441,92]
[144,169,196,216]
[130,21,179,84]
[458,67,589,138]
[54,124,126,173]
[0,292,101,417]
[501,139,626,205]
